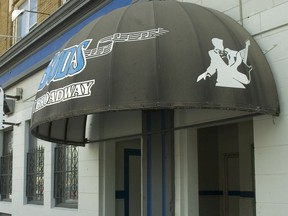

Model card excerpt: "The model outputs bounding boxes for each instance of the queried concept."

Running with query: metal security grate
[54,145,78,208]
[26,146,44,204]
[0,153,12,201]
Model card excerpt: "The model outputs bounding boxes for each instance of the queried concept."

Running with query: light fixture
[12,9,50,22]
[0,88,22,128]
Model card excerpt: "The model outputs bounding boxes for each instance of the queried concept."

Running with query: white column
[98,141,116,216]
[175,128,199,216]
[43,141,55,208]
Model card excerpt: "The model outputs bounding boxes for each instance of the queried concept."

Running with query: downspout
[239,0,243,26]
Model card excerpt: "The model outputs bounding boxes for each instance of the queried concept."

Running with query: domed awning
[31,1,280,145]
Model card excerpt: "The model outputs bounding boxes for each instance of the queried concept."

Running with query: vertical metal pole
[0,88,4,129]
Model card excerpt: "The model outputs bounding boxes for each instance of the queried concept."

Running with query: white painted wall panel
[255,28,288,63]
[257,203,288,216]
[254,115,288,147]
[79,193,99,211]
[255,145,288,175]
[242,0,273,19]
[261,2,288,33]
[243,13,262,35]
[182,0,241,21]
[256,174,288,203]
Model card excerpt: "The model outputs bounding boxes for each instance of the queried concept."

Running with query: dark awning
[30,1,280,145]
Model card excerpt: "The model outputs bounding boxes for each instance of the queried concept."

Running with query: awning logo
[37,28,169,91]
[85,28,169,59]
[197,38,253,89]
[33,80,95,113]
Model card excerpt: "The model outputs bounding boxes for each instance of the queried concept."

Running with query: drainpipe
[239,0,244,26]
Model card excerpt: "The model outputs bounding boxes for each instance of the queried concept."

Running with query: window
[26,122,44,204]
[54,145,78,208]
[0,129,13,201]
[16,0,38,40]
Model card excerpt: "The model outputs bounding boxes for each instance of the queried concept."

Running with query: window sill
[55,202,78,209]
[0,199,12,202]
[27,200,44,205]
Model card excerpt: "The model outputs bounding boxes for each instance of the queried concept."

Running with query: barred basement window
[54,145,78,208]
[26,146,44,204]
[26,121,44,204]
[0,129,13,201]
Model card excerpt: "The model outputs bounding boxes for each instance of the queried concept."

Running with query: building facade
[0,0,287,216]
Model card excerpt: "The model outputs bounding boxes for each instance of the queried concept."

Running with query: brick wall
[12,0,62,24]
[0,0,12,55]
[0,0,63,55]
[38,0,61,22]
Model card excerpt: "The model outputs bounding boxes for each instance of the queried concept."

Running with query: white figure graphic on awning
[197,38,253,89]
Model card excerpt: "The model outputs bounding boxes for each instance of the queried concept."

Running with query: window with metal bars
[26,146,44,204]
[26,120,44,204]
[54,145,78,208]
[0,129,13,201]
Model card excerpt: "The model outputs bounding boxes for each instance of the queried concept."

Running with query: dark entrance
[198,121,256,216]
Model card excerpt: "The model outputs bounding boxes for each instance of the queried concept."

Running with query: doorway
[198,121,255,216]
[115,139,141,216]
[114,110,175,216]
[224,153,240,216]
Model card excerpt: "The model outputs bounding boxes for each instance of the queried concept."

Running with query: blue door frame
[115,148,141,216]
